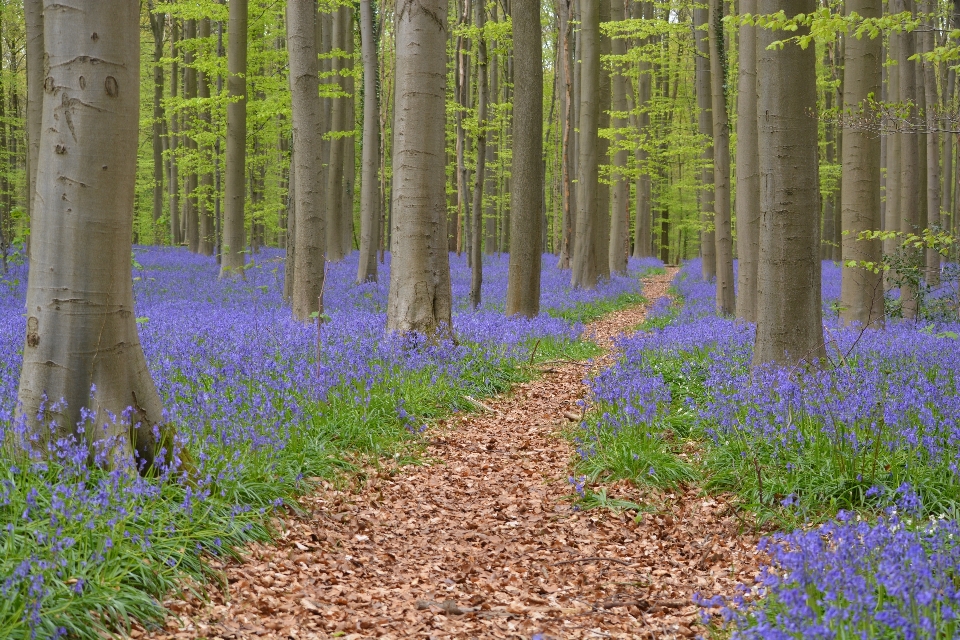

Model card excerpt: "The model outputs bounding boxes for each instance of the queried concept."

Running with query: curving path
[145,271,762,640]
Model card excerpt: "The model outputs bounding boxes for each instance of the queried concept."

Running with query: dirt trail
[146,272,762,640]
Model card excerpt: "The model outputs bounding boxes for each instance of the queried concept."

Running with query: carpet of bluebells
[579,260,960,638]
[0,248,660,639]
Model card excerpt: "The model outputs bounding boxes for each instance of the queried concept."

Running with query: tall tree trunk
[198,20,215,256]
[25,0,43,229]
[557,0,574,268]
[470,0,488,309]
[221,0,248,276]
[326,8,347,262]
[753,0,826,368]
[608,0,629,275]
[632,1,654,259]
[17,0,165,466]
[735,0,759,321]
[149,4,166,237]
[898,0,920,318]
[506,0,543,317]
[168,19,181,246]
[921,0,941,286]
[571,0,600,288]
[884,0,901,269]
[386,0,454,335]
[342,6,357,257]
[708,0,735,315]
[183,19,200,254]
[284,146,296,301]
[595,0,611,281]
[840,0,884,328]
[694,6,716,280]
[943,68,955,226]
[822,49,837,260]
[455,0,471,256]
[358,0,381,283]
[287,0,326,321]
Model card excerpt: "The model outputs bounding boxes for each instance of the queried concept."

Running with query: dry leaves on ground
[143,271,763,640]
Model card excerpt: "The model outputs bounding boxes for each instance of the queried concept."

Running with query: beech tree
[287,0,326,322]
[16,0,165,465]
[221,0,247,276]
[839,0,884,328]
[753,0,826,368]
[571,0,600,289]
[735,0,759,322]
[357,0,381,284]
[386,0,453,335]
[505,0,543,317]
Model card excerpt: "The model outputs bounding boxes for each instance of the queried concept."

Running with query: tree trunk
[596,0,611,281]
[557,0,574,268]
[694,6,716,281]
[840,0,884,328]
[168,19,181,246]
[455,0,471,256]
[608,0,629,275]
[386,0,454,335]
[149,4,166,237]
[708,0,735,315]
[470,0,488,309]
[632,1,654,259]
[198,19,215,256]
[753,0,825,369]
[898,0,920,318]
[357,0,381,283]
[921,0,940,286]
[183,19,200,254]
[16,0,165,466]
[734,0,759,321]
[485,10,499,257]
[284,146,296,301]
[287,0,326,321]
[326,8,348,262]
[884,0,901,269]
[342,6,357,257]
[221,0,248,277]
[25,0,43,227]
[571,0,600,289]
[506,0,543,317]
[822,49,836,260]
[943,68,955,226]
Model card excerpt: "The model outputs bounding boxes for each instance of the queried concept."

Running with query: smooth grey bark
[921,0,940,286]
[168,19,181,246]
[287,0,326,322]
[840,0,884,328]
[505,0,543,317]
[608,0,629,275]
[708,0,735,315]
[898,0,920,318]
[694,6,716,281]
[326,7,348,262]
[148,3,166,231]
[632,1,654,259]
[557,0,574,268]
[183,19,199,254]
[735,0,759,321]
[357,0,381,283]
[884,0,901,266]
[386,0,454,335]
[595,0,611,281]
[943,68,955,224]
[342,6,356,257]
[16,0,165,466]
[284,146,296,302]
[484,27,499,256]
[571,0,600,289]
[753,0,826,369]
[470,0,488,309]
[198,18,215,257]
[822,50,837,260]
[25,0,42,226]
[455,0,471,255]
[221,0,248,277]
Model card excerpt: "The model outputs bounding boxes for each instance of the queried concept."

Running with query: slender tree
[221,0,248,276]
[608,0,629,275]
[148,3,166,233]
[694,5,716,281]
[505,0,543,317]
[898,0,920,318]
[735,0,759,321]
[183,19,200,253]
[24,0,42,226]
[921,0,940,286]
[840,0,884,328]
[386,0,454,335]
[753,0,826,368]
[168,19,182,246]
[571,0,600,289]
[470,0,488,309]
[357,0,381,283]
[287,0,326,322]
[17,0,166,465]
[708,0,734,315]
[326,6,349,262]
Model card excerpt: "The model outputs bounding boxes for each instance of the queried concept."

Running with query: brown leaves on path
[144,271,763,640]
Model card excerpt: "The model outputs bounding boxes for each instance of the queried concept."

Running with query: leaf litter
[142,271,763,640]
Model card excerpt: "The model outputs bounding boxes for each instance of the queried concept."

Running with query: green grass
[548,291,648,325]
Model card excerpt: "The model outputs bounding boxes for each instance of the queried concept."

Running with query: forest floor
[144,271,763,640]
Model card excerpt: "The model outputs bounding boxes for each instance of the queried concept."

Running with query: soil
[143,271,763,640]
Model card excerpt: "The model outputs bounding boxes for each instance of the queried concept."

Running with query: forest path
[147,270,762,640]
